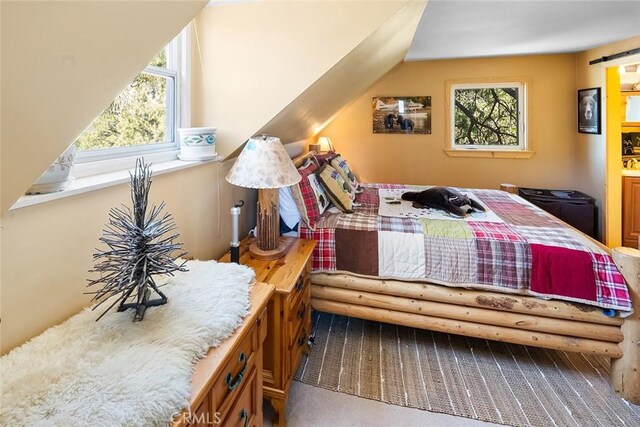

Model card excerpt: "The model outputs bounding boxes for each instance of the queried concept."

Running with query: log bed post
[611,246,640,404]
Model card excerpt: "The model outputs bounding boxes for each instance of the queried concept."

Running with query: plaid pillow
[330,155,361,193]
[313,151,338,166]
[290,160,330,229]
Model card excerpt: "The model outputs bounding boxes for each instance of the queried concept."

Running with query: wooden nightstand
[220,237,315,427]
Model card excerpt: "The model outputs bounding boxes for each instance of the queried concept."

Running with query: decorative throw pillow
[279,185,301,231]
[317,164,354,213]
[290,160,331,229]
[313,151,338,166]
[330,155,361,193]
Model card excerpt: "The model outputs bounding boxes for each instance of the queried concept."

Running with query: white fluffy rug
[0,260,255,427]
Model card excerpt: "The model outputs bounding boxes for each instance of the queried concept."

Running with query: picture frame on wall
[577,87,601,134]
[372,96,432,134]
[622,132,640,156]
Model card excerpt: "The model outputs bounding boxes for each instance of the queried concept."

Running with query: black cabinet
[518,188,598,240]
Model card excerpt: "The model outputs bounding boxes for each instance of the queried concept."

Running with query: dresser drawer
[289,258,311,296]
[288,274,305,304]
[210,319,258,420]
[286,258,310,310]
[185,393,213,427]
[222,365,259,427]
[287,316,310,379]
[287,285,310,348]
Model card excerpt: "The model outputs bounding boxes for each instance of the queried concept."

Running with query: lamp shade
[226,136,301,189]
[317,136,333,152]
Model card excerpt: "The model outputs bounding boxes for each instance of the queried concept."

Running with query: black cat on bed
[401,187,485,217]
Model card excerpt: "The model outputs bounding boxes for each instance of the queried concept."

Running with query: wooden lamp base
[249,237,293,260]
[250,188,294,260]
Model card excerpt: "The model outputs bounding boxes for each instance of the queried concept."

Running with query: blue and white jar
[178,127,217,161]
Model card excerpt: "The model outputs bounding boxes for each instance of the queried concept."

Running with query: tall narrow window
[450,82,526,151]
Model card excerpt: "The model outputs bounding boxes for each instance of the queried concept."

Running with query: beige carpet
[295,312,640,427]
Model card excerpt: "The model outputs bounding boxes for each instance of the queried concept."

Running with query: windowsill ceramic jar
[26,144,76,194]
[178,127,217,161]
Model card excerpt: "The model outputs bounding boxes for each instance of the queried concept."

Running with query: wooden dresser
[172,282,274,427]
[623,176,640,249]
[220,237,315,427]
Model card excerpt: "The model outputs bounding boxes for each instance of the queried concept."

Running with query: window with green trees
[75,35,183,163]
[450,82,526,150]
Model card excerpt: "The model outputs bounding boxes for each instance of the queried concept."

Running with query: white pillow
[279,185,301,230]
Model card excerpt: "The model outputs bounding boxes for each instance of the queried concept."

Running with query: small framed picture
[622,132,640,156]
[578,88,601,134]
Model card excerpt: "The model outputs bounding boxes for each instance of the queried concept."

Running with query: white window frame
[74,26,191,177]
[449,81,527,152]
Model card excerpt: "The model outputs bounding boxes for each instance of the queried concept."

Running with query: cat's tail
[401,191,420,201]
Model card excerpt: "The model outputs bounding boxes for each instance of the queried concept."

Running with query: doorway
[604,58,640,248]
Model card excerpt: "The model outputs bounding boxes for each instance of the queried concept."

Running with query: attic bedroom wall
[1,0,208,213]
[0,1,420,354]
[0,0,233,355]
[1,162,256,355]
[0,0,221,354]
[320,54,578,191]
[190,0,419,154]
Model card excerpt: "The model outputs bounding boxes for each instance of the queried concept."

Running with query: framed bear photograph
[578,87,601,134]
[372,96,432,134]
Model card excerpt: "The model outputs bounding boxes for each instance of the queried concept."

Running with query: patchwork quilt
[299,184,632,312]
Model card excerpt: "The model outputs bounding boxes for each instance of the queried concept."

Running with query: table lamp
[226,135,301,260]
[309,136,333,153]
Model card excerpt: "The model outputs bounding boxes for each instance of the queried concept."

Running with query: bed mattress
[299,184,632,312]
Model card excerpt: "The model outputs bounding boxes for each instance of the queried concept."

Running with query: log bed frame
[293,151,640,404]
[310,251,639,404]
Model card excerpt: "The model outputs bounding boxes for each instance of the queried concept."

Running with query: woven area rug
[295,312,640,427]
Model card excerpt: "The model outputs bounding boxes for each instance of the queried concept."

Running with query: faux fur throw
[401,187,486,217]
[0,260,255,427]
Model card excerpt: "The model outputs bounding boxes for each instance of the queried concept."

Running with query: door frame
[601,53,640,247]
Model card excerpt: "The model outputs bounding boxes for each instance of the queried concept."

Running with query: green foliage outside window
[149,48,167,68]
[75,49,170,151]
[454,87,520,146]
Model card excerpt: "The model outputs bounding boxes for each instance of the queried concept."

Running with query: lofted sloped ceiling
[257,1,427,147]
[1,0,209,213]
[193,0,426,157]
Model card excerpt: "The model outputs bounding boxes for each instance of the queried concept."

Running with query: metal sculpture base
[118,288,168,322]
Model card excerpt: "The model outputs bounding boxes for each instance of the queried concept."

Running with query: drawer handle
[295,277,304,292]
[297,301,306,319]
[298,328,307,347]
[225,352,248,391]
[240,409,249,427]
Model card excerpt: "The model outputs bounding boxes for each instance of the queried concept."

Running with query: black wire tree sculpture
[87,159,187,321]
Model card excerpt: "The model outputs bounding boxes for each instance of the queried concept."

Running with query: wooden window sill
[10,157,223,211]
[444,149,536,159]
